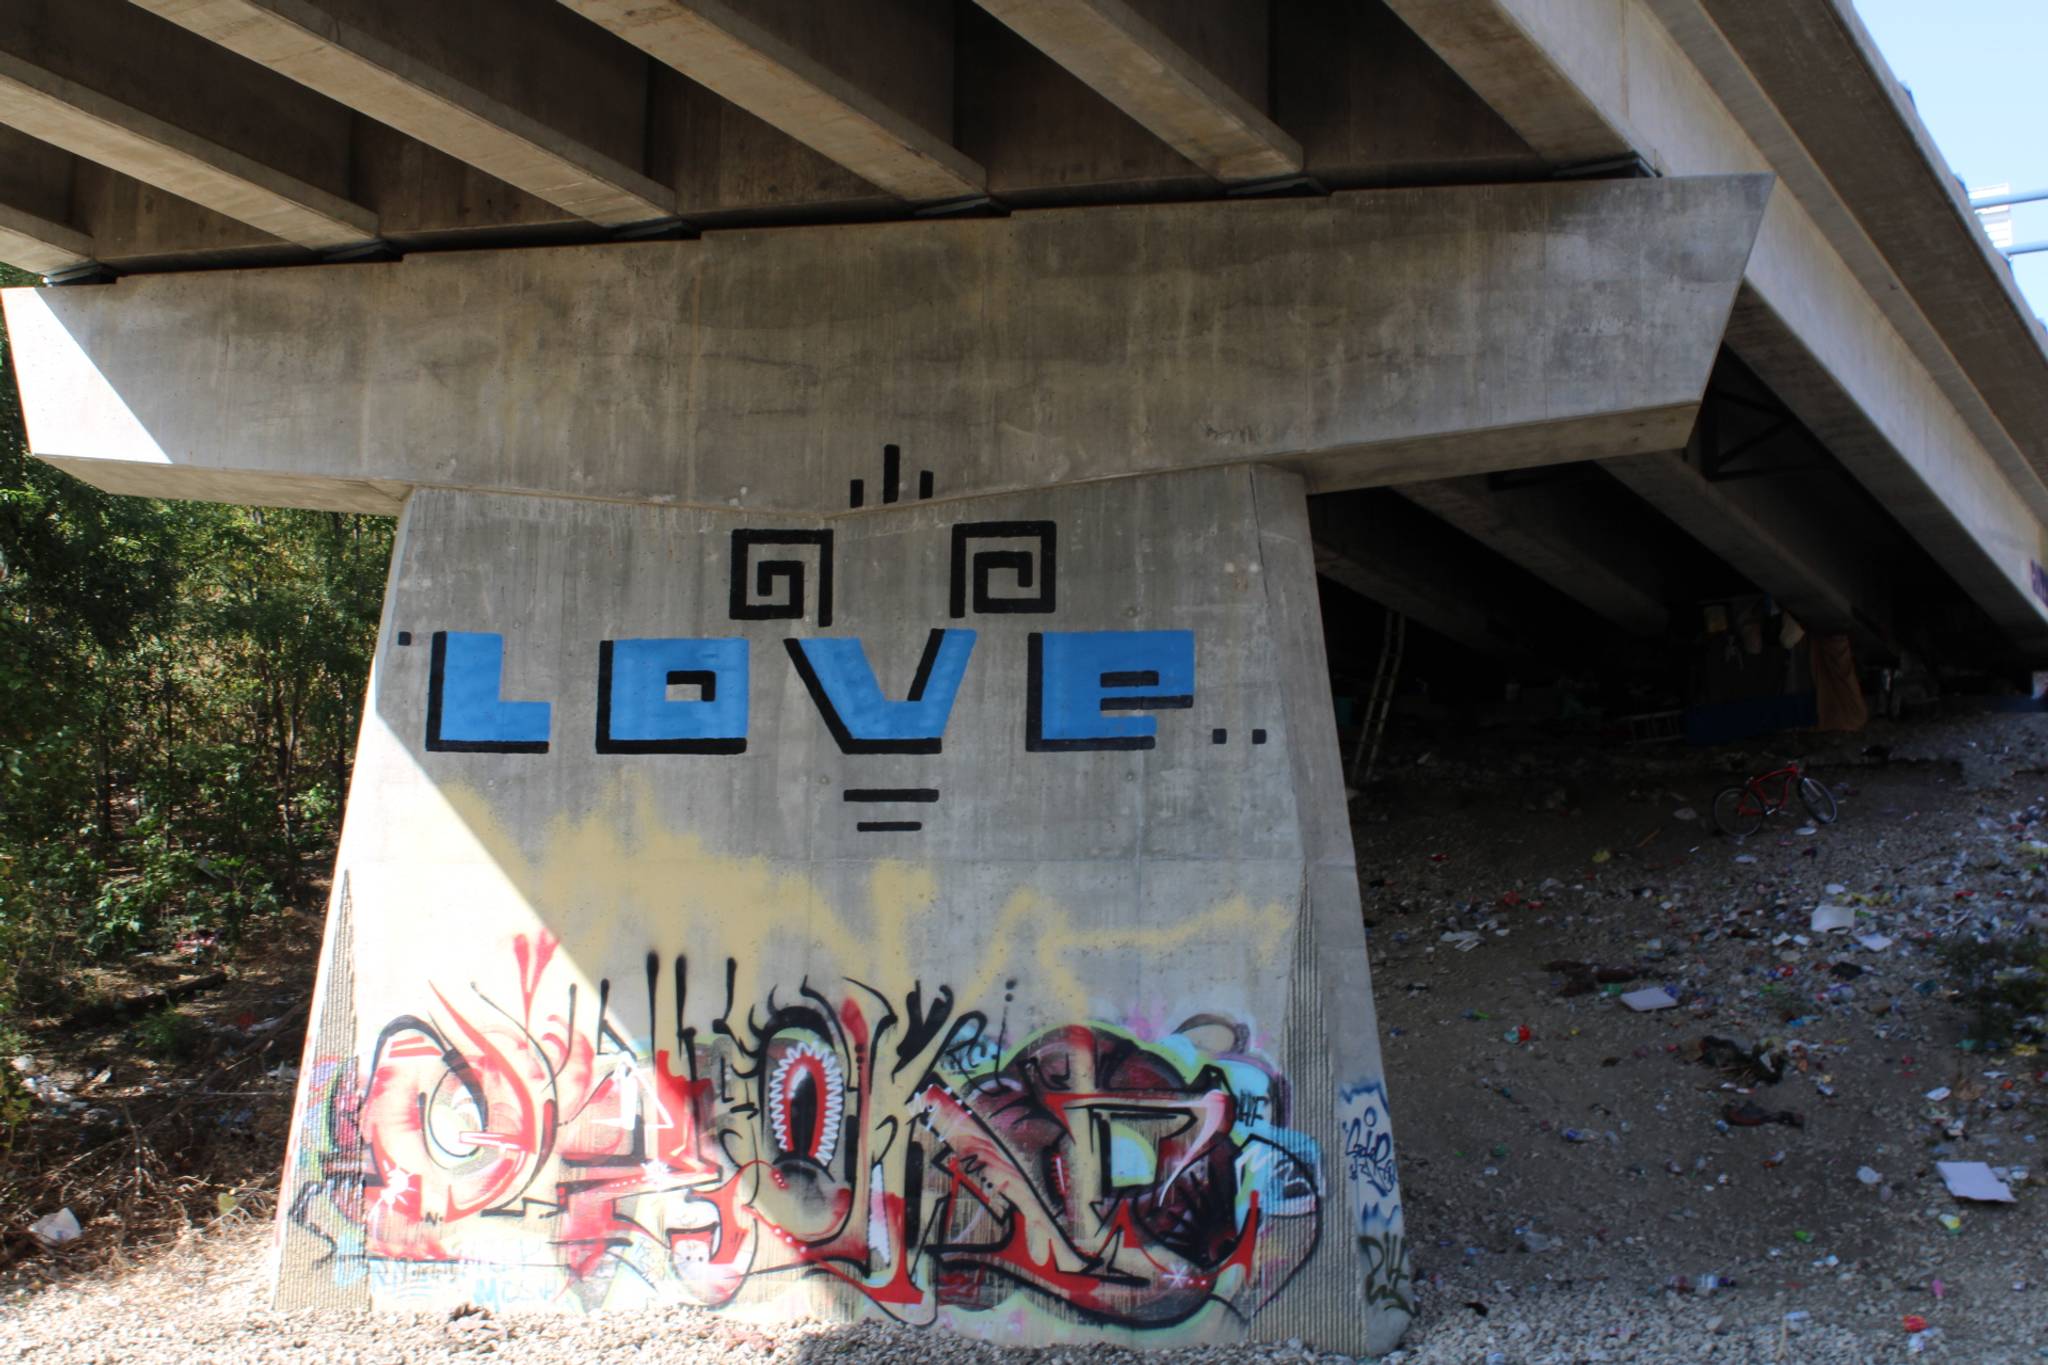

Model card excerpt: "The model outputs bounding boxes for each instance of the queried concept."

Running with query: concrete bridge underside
[4,0,2048,1353]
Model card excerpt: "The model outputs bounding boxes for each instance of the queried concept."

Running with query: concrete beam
[1310,492,1552,660]
[1381,0,2048,656]
[1,175,1767,514]
[0,50,373,250]
[1680,0,2048,492]
[1602,448,1889,649]
[1724,286,2048,657]
[1397,474,1669,637]
[0,201,92,276]
[972,0,1300,182]
[557,0,982,202]
[1378,0,1632,165]
[130,0,672,226]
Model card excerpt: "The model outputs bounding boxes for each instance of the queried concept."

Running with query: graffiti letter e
[1027,630,1193,751]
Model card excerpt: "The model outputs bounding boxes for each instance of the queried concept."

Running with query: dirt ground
[2,707,2045,1362]
[1360,705,2048,1362]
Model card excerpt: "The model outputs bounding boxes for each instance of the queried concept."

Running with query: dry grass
[0,904,321,1289]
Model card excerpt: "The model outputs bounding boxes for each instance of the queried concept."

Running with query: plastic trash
[29,1208,81,1248]
[1857,1166,1881,1186]
[1622,986,1679,1011]
[1723,1101,1804,1128]
[1937,1161,2015,1203]
[1811,904,1856,932]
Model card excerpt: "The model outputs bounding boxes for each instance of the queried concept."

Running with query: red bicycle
[1712,759,1838,838]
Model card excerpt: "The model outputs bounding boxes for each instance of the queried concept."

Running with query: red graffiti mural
[289,936,1320,1328]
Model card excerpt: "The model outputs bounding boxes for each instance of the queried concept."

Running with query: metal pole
[1347,611,1395,791]
[2004,239,2048,258]
[1361,614,1405,793]
[1970,186,2048,210]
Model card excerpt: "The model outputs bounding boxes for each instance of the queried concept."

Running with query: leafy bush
[0,262,389,1023]
[133,1006,203,1061]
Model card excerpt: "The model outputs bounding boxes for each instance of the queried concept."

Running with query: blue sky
[1854,0,2048,315]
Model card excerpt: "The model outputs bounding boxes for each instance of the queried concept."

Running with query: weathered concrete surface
[1380,0,2048,655]
[1311,493,1530,661]
[1377,0,1630,166]
[562,0,981,203]
[1679,0,2048,492]
[1396,473,1668,638]
[131,0,675,226]
[0,200,90,276]
[1601,447,1890,649]
[1722,287,2048,657]
[3,175,1768,515]
[277,464,1408,1352]
[0,0,375,249]
[973,0,1298,183]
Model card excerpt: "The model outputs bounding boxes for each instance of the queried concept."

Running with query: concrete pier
[279,467,1407,1352]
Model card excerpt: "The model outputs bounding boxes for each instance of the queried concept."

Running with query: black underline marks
[846,785,939,834]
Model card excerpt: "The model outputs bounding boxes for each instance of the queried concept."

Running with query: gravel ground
[6,707,2048,1363]
[3,1215,2039,1364]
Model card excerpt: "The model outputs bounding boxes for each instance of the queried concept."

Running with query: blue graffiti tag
[426,631,552,753]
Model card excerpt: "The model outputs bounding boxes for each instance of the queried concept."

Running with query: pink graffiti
[295,938,1319,1329]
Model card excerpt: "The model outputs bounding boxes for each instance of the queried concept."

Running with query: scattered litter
[1440,931,1481,952]
[1621,986,1679,1012]
[1937,1161,2015,1203]
[1546,959,1638,996]
[1796,825,1819,836]
[1937,1214,1963,1233]
[1673,807,1699,822]
[1856,933,1894,951]
[1925,1086,1951,1102]
[1857,1166,1881,1186]
[1697,1036,1786,1084]
[1561,1129,1597,1143]
[1723,1101,1804,1129]
[29,1207,81,1248]
[1903,1314,1929,1334]
[1734,853,1758,864]
[1591,848,1613,864]
[1811,904,1856,932]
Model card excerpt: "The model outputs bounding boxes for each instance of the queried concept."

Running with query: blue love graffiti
[420,628,1196,758]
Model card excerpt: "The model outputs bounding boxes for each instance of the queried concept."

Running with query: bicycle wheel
[1799,776,1839,825]
[1713,785,1765,839]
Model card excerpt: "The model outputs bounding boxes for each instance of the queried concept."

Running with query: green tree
[0,265,390,1015]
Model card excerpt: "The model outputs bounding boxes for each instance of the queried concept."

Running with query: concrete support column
[277,464,1408,1353]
